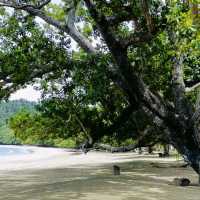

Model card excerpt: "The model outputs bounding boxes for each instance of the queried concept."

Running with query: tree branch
[171,56,192,118]
[95,126,161,152]
[95,143,139,152]
[185,80,200,109]
[0,0,50,9]
[0,0,97,53]
[84,0,175,127]
[186,82,200,93]
[89,104,140,143]
[122,32,153,48]
[66,6,96,53]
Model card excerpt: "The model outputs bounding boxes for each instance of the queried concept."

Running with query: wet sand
[0,146,200,200]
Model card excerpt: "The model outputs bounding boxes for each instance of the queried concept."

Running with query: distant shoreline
[0,143,80,151]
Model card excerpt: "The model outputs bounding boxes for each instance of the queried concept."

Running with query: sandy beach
[0,145,180,171]
[0,145,200,200]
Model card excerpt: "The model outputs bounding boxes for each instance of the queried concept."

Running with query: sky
[9,86,41,102]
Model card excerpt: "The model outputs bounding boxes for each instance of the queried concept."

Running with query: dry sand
[0,145,180,171]
[0,146,199,200]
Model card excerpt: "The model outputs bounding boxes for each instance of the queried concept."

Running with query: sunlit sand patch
[148,175,176,181]
[148,187,165,194]
[106,180,128,185]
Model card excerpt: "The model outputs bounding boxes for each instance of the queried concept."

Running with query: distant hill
[0,100,36,126]
[0,100,36,144]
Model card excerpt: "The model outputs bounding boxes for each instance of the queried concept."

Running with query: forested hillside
[0,100,36,144]
[0,100,36,126]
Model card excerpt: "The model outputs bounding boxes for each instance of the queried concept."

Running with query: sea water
[0,145,30,156]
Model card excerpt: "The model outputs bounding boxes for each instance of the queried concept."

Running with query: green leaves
[0,0,200,148]
[45,3,65,21]
[0,11,72,98]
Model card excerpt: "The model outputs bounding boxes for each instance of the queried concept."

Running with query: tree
[0,0,200,174]
[9,109,72,146]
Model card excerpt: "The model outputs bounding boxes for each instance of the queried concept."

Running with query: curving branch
[95,126,163,153]
[94,143,139,152]
[84,0,176,129]
[0,0,97,53]
[185,82,200,93]
[0,0,50,9]
[66,6,96,53]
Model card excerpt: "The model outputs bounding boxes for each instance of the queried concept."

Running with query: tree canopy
[0,0,200,173]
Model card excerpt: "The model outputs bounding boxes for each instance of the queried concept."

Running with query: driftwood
[95,143,138,153]
[150,162,189,168]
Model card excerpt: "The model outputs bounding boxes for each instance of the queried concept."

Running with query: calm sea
[0,145,30,156]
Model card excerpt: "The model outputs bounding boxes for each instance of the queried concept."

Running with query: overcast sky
[9,86,41,102]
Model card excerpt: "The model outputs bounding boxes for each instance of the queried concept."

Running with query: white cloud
[9,86,41,102]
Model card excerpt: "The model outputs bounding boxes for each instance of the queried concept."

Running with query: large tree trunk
[84,0,200,175]
[169,127,200,174]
